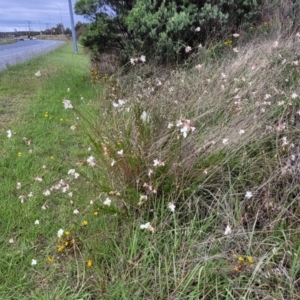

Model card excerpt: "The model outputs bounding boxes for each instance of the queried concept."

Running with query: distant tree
[64,28,72,35]
[75,21,87,38]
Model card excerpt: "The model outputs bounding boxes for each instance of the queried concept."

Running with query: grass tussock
[1,33,300,299]
[79,34,300,299]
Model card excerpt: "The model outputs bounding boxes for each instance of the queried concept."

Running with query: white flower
[43,190,50,196]
[282,136,289,146]
[272,41,279,48]
[264,94,271,100]
[140,222,150,229]
[185,46,192,53]
[153,159,165,167]
[195,64,202,70]
[181,126,189,138]
[232,33,240,37]
[118,99,126,106]
[245,191,253,199]
[233,47,239,53]
[139,195,148,201]
[70,125,76,131]
[17,182,21,189]
[28,192,33,197]
[130,58,138,65]
[224,225,232,235]
[35,70,41,77]
[195,27,201,32]
[57,229,64,238]
[140,55,146,62]
[148,169,153,177]
[167,122,174,129]
[31,259,37,266]
[34,220,40,225]
[140,111,149,123]
[73,209,79,214]
[61,185,69,193]
[111,159,116,166]
[140,222,155,233]
[291,93,298,99]
[222,138,229,145]
[19,195,26,203]
[103,198,111,206]
[239,129,245,135]
[296,32,300,37]
[7,130,12,138]
[113,99,126,108]
[87,156,96,167]
[9,238,14,244]
[168,203,176,212]
[67,88,70,92]
[117,149,123,156]
[62,99,73,109]
[68,169,75,175]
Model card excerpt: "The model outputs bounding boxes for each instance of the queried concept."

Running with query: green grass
[1,34,300,299]
[0,38,17,45]
[0,43,100,299]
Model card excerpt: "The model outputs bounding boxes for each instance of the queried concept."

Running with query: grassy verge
[0,38,17,45]
[1,33,300,299]
[0,43,100,299]
[79,34,300,299]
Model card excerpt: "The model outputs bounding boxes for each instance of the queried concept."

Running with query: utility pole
[27,21,31,37]
[68,0,78,53]
[39,12,52,35]
[44,3,64,34]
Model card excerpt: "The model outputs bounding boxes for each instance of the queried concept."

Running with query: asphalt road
[0,39,65,72]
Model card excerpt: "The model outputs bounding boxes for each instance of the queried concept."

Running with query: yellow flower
[18,152,22,157]
[60,118,63,121]
[50,156,54,159]
[65,231,70,236]
[86,259,93,267]
[94,211,99,216]
[57,245,65,252]
[47,256,54,263]
[247,256,254,264]
[82,220,88,226]
[238,256,244,262]
[44,112,49,117]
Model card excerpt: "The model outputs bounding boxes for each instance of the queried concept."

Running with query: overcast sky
[0,0,86,33]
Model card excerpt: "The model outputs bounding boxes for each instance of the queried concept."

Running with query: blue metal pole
[68,0,78,53]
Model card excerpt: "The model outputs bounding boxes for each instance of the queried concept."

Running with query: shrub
[76,0,263,65]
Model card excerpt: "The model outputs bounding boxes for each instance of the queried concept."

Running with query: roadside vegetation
[0,38,17,45]
[1,2,300,299]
